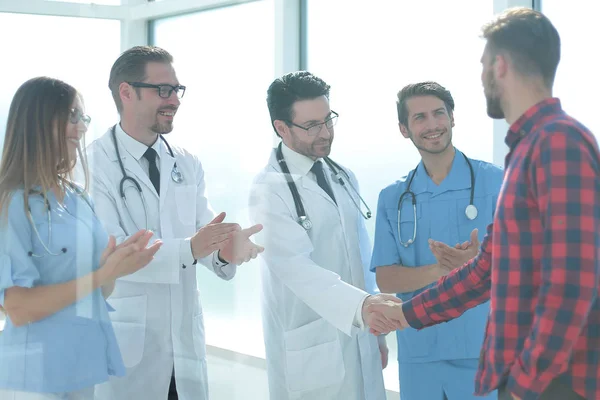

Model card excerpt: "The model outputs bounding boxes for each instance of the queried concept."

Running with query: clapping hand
[429,228,479,271]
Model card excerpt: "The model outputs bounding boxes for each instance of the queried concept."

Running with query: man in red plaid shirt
[368,7,600,400]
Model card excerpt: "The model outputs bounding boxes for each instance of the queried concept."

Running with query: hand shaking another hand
[362,294,408,336]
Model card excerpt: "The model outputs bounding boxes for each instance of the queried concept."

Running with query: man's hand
[367,299,409,335]
[378,335,389,369]
[218,223,265,265]
[429,228,479,271]
[362,294,403,335]
[191,212,242,260]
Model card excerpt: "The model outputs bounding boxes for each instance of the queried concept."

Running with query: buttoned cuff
[353,294,371,329]
[212,251,236,280]
[179,238,196,270]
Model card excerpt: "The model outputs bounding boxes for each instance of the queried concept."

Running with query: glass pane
[153,0,274,359]
[0,13,120,152]
[542,0,600,139]
[307,0,495,391]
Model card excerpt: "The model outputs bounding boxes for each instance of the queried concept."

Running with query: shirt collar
[505,97,563,151]
[280,142,320,176]
[411,148,470,194]
[116,123,162,162]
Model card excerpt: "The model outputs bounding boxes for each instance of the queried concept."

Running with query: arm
[248,183,368,337]
[506,132,600,398]
[402,222,494,329]
[369,189,448,294]
[0,195,119,326]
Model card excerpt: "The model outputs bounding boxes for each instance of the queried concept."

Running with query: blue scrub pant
[398,359,496,400]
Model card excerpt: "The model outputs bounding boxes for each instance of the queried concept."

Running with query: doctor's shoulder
[469,157,504,191]
[376,171,413,207]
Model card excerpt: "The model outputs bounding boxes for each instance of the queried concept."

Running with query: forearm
[403,227,494,328]
[376,264,446,293]
[101,280,116,298]
[3,269,108,326]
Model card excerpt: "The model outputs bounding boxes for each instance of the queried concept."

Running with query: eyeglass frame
[127,81,186,99]
[285,110,339,136]
[69,108,91,127]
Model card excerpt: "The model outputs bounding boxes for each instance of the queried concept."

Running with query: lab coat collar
[115,123,163,162]
[280,142,319,177]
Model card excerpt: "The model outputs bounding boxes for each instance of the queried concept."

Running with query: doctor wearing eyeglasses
[248,71,402,400]
[370,82,503,400]
[0,77,160,399]
[87,46,263,400]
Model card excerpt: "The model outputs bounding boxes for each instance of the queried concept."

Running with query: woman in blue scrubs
[371,82,503,400]
[0,77,162,399]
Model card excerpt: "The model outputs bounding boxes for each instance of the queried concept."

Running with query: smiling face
[400,95,454,155]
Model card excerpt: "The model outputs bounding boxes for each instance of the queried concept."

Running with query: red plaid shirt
[402,98,600,400]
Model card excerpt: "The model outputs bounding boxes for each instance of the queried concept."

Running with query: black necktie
[143,147,160,195]
[311,161,336,204]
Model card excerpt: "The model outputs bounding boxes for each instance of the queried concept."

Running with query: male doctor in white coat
[87,46,264,400]
[248,71,401,400]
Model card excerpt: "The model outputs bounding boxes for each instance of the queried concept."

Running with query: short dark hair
[266,71,331,137]
[108,45,174,113]
[396,81,455,127]
[481,7,560,87]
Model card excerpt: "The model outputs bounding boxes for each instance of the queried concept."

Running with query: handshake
[361,294,409,335]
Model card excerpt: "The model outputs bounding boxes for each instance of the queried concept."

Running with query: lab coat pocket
[284,318,345,393]
[107,295,147,369]
[174,185,197,225]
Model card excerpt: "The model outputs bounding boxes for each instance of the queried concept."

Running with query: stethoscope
[276,142,371,231]
[398,151,477,247]
[26,184,94,257]
[110,125,184,233]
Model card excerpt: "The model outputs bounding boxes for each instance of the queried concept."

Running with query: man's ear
[399,123,410,139]
[273,120,289,140]
[119,82,136,107]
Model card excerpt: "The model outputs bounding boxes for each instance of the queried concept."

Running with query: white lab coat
[86,128,233,400]
[248,149,386,400]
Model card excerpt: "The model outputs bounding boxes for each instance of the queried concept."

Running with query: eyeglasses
[127,82,186,99]
[69,108,91,127]
[287,110,339,136]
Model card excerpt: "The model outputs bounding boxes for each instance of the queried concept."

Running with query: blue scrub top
[370,149,503,363]
[0,186,125,393]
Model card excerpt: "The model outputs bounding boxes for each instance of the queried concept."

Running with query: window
[306,0,495,391]
[0,13,120,152]
[542,0,599,139]
[152,0,274,358]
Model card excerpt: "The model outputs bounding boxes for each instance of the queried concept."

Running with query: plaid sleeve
[506,129,600,399]
[402,222,494,329]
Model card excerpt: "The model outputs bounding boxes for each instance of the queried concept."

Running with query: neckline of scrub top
[412,148,472,198]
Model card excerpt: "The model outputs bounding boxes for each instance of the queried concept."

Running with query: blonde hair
[0,77,89,218]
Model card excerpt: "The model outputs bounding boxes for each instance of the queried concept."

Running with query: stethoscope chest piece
[171,166,183,184]
[465,204,478,220]
[299,216,312,231]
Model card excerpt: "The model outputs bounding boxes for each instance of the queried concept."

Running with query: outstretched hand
[429,228,479,271]
[218,223,265,265]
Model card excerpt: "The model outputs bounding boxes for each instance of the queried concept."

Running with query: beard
[151,120,174,134]
[484,73,505,119]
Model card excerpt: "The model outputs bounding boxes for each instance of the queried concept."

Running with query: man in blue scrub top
[371,81,503,400]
